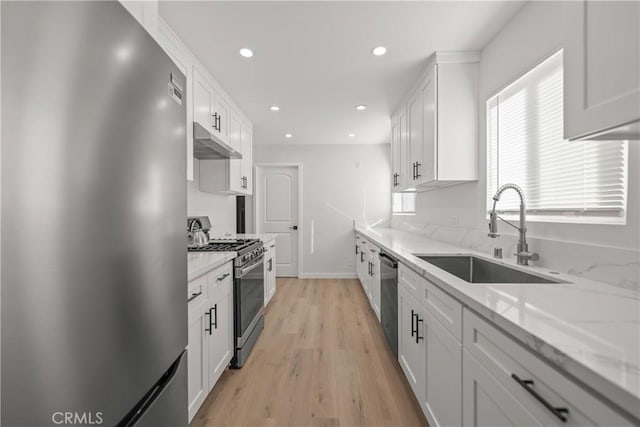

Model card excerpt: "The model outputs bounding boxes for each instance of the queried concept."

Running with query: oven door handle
[235,255,265,278]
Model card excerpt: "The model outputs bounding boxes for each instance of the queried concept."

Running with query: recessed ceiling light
[372,46,387,56]
[285,133,293,138]
[269,105,280,111]
[348,133,356,137]
[355,105,367,111]
[239,48,253,58]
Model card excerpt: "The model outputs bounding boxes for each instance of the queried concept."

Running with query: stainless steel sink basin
[416,255,566,284]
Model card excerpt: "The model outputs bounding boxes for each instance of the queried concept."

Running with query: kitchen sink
[416,255,566,284]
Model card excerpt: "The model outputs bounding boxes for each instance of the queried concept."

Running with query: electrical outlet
[451,216,459,226]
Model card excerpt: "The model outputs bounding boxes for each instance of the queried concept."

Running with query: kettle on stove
[188,217,211,247]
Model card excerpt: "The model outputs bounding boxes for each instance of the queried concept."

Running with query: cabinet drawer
[265,240,276,252]
[399,263,424,302]
[422,278,462,342]
[207,261,233,300]
[463,309,632,426]
[188,274,208,323]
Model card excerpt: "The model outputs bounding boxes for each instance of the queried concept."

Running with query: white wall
[253,144,391,278]
[392,1,640,290]
[187,159,236,235]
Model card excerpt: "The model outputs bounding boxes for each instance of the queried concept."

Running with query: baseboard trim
[298,273,358,279]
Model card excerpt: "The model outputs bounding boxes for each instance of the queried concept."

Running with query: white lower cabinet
[264,241,277,306]
[463,309,633,427]
[398,284,426,402]
[423,308,462,427]
[398,269,462,427]
[356,238,369,295]
[206,267,233,389]
[463,349,541,426]
[187,275,208,421]
[355,236,380,320]
[367,246,381,321]
[392,258,633,427]
[187,261,234,423]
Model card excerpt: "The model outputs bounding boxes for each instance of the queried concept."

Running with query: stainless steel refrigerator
[2,2,188,425]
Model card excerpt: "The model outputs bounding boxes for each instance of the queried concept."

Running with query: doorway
[254,164,302,277]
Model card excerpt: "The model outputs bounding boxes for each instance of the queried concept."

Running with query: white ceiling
[159,1,525,146]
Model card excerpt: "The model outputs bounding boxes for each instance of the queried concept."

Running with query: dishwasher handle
[379,252,398,269]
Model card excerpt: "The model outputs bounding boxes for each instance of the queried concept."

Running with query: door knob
[289,225,298,230]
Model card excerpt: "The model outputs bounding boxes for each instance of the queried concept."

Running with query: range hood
[193,122,242,160]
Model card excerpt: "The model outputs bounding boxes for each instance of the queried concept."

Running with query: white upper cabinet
[392,52,479,192]
[155,17,253,183]
[213,91,233,149]
[193,67,216,131]
[408,69,436,186]
[563,1,640,141]
[227,114,244,194]
[240,122,253,195]
[198,115,253,196]
[157,19,194,181]
[390,110,409,190]
[118,1,158,39]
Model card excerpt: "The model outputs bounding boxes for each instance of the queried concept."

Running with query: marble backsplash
[391,218,640,292]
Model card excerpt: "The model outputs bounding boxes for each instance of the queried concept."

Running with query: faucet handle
[516,251,540,262]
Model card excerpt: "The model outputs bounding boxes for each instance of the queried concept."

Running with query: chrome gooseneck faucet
[488,183,539,266]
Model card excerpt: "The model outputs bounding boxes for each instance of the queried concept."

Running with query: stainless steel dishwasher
[379,252,398,357]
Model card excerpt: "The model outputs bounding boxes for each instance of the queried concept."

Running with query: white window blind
[392,192,416,215]
[487,50,628,224]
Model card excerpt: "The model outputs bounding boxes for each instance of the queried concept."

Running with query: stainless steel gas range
[187,219,265,368]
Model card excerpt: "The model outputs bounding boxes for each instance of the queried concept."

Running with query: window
[392,192,416,215]
[487,50,628,224]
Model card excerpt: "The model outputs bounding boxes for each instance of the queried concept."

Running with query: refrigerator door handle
[117,351,186,427]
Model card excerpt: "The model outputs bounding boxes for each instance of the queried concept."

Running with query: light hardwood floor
[191,278,428,427]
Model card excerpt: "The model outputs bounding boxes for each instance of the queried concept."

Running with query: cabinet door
[207,268,234,392]
[564,1,640,140]
[391,116,401,190]
[398,109,408,188]
[463,350,543,426]
[240,124,253,195]
[423,310,462,427]
[119,1,144,25]
[398,286,426,402]
[357,247,367,286]
[213,90,230,145]
[227,115,243,193]
[193,68,216,132]
[264,245,276,305]
[369,252,381,321]
[420,68,436,183]
[407,87,424,185]
[187,306,208,422]
[355,244,361,282]
[269,244,277,300]
[157,20,194,181]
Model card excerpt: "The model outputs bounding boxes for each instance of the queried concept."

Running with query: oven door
[234,255,265,345]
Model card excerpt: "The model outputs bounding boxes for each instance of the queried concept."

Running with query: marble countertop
[355,226,640,420]
[188,252,236,282]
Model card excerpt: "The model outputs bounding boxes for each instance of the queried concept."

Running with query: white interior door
[257,166,299,277]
